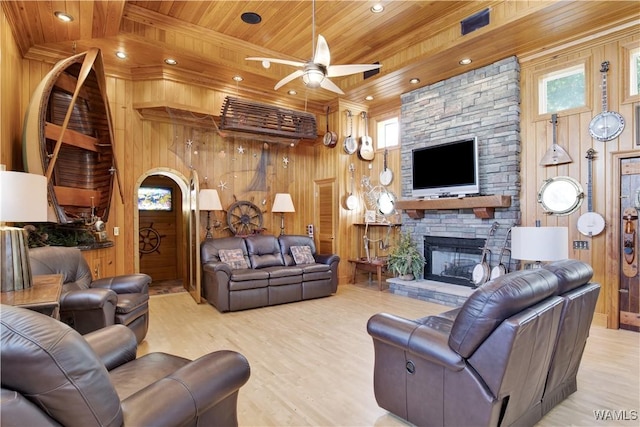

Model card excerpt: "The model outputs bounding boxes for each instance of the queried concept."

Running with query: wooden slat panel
[45,122,100,152]
[53,185,101,207]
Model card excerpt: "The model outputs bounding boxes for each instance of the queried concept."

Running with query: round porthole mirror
[537,176,584,216]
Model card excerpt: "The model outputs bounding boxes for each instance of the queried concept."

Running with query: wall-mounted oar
[45,48,100,181]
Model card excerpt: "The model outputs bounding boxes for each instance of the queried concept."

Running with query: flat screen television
[138,187,173,211]
[411,137,480,198]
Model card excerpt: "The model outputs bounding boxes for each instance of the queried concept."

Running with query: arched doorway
[134,168,194,299]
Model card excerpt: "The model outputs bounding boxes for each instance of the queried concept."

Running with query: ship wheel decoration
[139,222,166,257]
[226,200,264,236]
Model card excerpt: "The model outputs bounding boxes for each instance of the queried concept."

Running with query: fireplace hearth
[424,236,485,287]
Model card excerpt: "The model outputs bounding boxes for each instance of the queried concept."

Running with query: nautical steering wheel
[226,200,264,236]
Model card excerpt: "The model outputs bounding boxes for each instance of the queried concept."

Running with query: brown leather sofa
[201,234,340,312]
[367,259,599,427]
[0,304,251,427]
[29,246,151,343]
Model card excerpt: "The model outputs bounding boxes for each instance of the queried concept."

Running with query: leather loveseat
[201,234,340,312]
[0,304,251,426]
[29,246,151,343]
[367,259,599,427]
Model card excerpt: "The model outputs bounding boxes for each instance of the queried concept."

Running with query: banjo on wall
[577,148,605,236]
[589,61,625,142]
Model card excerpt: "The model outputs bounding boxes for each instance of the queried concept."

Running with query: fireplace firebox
[424,236,486,287]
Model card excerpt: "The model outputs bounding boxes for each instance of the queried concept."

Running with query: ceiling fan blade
[327,63,382,78]
[320,77,345,95]
[313,35,331,68]
[246,57,305,68]
[274,70,305,90]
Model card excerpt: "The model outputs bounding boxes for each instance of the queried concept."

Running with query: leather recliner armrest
[91,273,151,294]
[367,313,465,370]
[121,350,250,426]
[84,325,138,370]
[314,253,339,265]
[60,288,118,310]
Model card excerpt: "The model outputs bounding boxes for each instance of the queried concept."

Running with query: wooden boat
[23,48,122,224]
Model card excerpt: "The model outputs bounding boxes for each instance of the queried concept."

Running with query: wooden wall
[1,3,636,326]
[519,27,639,328]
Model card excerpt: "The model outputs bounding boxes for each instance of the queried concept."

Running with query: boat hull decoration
[23,48,122,224]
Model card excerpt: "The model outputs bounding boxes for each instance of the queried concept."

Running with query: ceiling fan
[246,1,381,95]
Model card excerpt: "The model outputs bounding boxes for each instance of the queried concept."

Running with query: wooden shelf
[395,195,511,219]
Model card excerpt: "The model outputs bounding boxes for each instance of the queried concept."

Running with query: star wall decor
[282,156,290,168]
[218,181,228,191]
[237,146,245,154]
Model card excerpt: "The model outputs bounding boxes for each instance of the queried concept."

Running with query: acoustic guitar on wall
[359,111,374,161]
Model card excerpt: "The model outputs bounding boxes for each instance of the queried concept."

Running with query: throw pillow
[291,245,315,265]
[218,249,249,270]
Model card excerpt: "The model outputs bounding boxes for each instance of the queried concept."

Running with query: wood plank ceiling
[2,1,638,113]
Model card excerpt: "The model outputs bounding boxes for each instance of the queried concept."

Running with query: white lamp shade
[272,193,295,213]
[0,171,48,222]
[199,189,223,211]
[511,226,568,261]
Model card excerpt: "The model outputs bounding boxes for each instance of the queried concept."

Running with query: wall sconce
[511,226,568,269]
[0,169,48,291]
[199,189,223,239]
[272,193,295,235]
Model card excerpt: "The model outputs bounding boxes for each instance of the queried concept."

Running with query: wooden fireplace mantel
[395,195,511,219]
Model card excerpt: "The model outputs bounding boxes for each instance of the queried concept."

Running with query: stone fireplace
[424,236,485,287]
[396,56,521,280]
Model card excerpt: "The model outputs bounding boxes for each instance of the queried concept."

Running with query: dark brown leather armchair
[0,305,251,426]
[367,268,565,427]
[29,246,150,343]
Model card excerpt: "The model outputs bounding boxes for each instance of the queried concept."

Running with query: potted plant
[387,232,425,280]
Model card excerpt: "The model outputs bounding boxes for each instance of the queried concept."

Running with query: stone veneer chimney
[399,56,521,274]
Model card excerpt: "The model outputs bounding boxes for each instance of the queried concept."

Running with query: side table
[349,258,388,291]
[1,274,63,319]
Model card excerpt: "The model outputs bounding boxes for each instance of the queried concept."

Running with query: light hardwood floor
[139,283,640,427]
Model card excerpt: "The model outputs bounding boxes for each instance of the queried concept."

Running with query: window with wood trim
[376,117,398,149]
[538,63,586,114]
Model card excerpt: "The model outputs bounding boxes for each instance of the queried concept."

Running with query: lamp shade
[199,189,222,211]
[0,171,48,222]
[511,226,568,261]
[272,193,295,213]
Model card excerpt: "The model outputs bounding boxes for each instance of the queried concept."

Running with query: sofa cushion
[449,268,558,357]
[279,235,317,266]
[543,259,594,295]
[291,245,315,265]
[245,235,285,269]
[219,249,249,270]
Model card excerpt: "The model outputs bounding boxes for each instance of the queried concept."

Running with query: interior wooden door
[188,170,201,303]
[139,176,180,283]
[315,178,336,254]
[619,156,640,332]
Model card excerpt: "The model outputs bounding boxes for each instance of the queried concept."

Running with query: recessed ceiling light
[409,78,420,84]
[365,95,374,101]
[233,75,243,82]
[164,58,177,65]
[54,11,74,22]
[241,12,262,24]
[370,4,384,13]
[459,58,472,65]
[115,51,127,59]
[287,90,297,95]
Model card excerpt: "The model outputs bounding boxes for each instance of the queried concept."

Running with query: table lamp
[511,226,568,269]
[0,170,48,291]
[272,193,295,235]
[199,189,223,239]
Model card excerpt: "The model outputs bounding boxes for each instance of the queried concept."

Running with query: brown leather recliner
[367,268,564,427]
[0,305,251,426]
[29,246,150,343]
